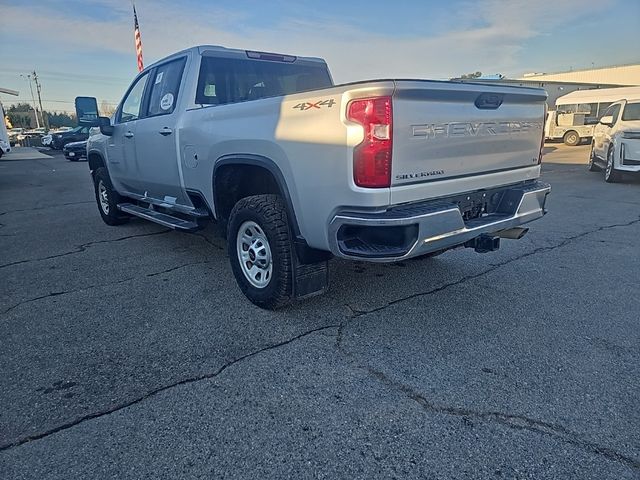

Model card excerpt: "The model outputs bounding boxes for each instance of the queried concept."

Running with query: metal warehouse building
[454,64,640,107]
[519,63,640,86]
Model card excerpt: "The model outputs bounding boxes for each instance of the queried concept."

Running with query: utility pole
[32,71,48,130]
[20,74,41,128]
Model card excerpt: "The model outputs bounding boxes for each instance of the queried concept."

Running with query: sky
[1,0,638,113]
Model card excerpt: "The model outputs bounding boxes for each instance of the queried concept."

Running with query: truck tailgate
[391,81,546,191]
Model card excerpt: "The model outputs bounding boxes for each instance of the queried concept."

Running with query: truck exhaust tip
[497,227,529,240]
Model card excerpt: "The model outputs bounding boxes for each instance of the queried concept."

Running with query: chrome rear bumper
[328,180,550,262]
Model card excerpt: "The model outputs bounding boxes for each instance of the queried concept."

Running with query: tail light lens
[347,96,392,188]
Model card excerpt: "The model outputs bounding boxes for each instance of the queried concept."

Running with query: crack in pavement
[187,231,225,251]
[365,363,640,471]
[345,216,640,318]
[1,260,212,316]
[0,201,94,217]
[334,217,640,472]
[0,230,171,270]
[0,324,339,452]
[336,320,640,471]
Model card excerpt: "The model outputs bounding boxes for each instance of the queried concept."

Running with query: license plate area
[452,187,507,222]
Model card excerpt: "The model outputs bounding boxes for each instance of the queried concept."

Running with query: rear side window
[147,57,186,117]
[195,56,332,105]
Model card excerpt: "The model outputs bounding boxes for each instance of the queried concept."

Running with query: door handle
[124,131,134,138]
[159,127,173,136]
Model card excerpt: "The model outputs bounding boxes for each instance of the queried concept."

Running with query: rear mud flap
[293,257,329,299]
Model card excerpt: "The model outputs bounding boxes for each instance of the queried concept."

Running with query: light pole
[32,71,48,130]
[20,74,41,128]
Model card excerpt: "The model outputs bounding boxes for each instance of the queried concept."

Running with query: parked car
[589,98,640,182]
[25,127,47,136]
[0,139,10,158]
[50,126,91,149]
[63,140,88,161]
[77,45,550,309]
[7,128,24,143]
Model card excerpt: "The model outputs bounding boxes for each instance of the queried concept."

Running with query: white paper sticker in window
[155,72,164,84]
[160,93,174,111]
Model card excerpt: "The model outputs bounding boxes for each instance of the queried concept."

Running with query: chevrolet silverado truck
[76,45,550,309]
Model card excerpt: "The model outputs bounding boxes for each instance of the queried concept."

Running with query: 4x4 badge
[293,99,336,111]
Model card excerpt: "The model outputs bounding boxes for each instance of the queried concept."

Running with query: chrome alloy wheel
[98,180,109,214]
[236,220,273,288]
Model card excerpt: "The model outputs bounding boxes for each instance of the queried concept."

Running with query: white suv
[589,99,640,182]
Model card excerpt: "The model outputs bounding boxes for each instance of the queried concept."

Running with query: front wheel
[93,167,129,225]
[227,194,293,309]
[604,147,622,183]
[588,145,601,172]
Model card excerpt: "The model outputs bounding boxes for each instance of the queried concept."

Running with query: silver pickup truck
[76,45,550,309]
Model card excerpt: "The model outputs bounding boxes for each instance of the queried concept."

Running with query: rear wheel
[563,131,580,146]
[227,194,293,309]
[604,147,622,183]
[93,167,129,225]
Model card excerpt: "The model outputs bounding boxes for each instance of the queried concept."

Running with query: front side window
[195,56,332,106]
[147,58,186,117]
[601,104,615,119]
[597,102,612,117]
[119,72,149,123]
[621,102,640,121]
[610,104,622,123]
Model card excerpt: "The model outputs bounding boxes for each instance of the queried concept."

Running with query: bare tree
[460,71,483,79]
[100,100,117,117]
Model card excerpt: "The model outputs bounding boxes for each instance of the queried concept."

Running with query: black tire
[227,194,293,309]
[588,145,601,172]
[563,131,580,146]
[93,167,129,225]
[604,147,622,183]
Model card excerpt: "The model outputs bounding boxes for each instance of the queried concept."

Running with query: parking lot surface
[1,144,639,479]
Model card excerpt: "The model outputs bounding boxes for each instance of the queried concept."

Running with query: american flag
[133,4,144,72]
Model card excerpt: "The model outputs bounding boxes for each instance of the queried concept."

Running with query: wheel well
[214,164,281,223]
[88,152,105,172]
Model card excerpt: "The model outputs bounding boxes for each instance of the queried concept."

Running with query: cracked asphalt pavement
[1,145,639,479]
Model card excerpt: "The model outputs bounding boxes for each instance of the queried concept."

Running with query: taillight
[347,96,392,188]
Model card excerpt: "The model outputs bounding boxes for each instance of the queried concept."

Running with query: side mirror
[75,96,100,126]
[98,116,114,136]
[599,115,614,126]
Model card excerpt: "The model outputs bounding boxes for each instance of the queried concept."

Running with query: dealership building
[455,63,640,106]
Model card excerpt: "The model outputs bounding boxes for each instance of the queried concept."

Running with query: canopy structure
[555,86,640,106]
